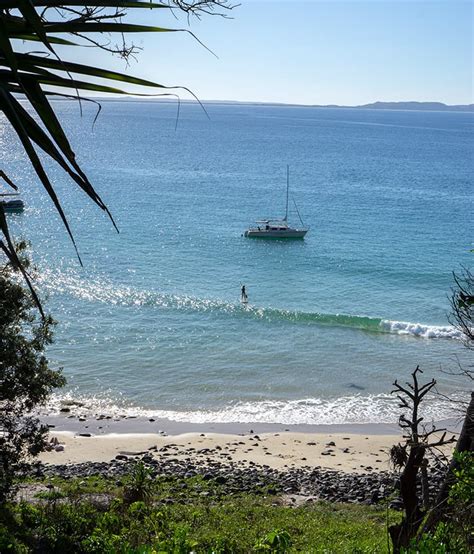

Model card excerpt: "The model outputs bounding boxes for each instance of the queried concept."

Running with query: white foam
[380,320,462,340]
[37,268,463,340]
[45,392,463,426]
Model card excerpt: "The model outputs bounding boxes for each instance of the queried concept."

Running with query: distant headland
[348,101,473,112]
[234,100,474,112]
[77,97,474,112]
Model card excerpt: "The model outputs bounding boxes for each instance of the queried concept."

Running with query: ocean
[2,100,473,425]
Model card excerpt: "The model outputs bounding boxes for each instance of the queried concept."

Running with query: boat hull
[1,200,24,213]
[244,229,308,239]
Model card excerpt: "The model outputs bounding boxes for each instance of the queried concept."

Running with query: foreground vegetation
[1,471,399,553]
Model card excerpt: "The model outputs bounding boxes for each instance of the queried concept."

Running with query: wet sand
[39,415,458,473]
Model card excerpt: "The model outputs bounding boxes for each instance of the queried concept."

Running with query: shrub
[0,244,65,502]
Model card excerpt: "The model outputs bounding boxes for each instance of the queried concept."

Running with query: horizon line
[60,97,474,111]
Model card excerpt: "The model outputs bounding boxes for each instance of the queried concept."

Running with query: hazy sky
[57,0,473,105]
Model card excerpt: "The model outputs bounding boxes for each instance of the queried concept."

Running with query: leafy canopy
[0,243,65,502]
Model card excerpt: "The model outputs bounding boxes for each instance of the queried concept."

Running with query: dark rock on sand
[24,454,448,509]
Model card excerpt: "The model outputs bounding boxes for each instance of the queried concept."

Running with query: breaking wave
[45,391,464,425]
[37,269,462,340]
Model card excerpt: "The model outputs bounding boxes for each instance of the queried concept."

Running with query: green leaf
[42,22,179,34]
[0,170,18,191]
[9,86,104,207]
[16,53,168,89]
[0,68,150,95]
[0,210,44,317]
[0,86,82,265]
[17,0,55,54]
[0,19,18,73]
[10,34,79,46]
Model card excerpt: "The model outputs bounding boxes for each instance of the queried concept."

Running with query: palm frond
[0,1,232,313]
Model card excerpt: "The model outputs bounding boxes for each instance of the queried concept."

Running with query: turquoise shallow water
[2,101,473,424]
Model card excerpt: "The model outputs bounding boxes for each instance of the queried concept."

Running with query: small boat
[0,193,24,213]
[244,166,309,239]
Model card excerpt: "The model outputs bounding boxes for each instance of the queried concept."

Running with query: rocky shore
[27,451,449,509]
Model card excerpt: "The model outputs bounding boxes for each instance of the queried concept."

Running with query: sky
[45,1,474,105]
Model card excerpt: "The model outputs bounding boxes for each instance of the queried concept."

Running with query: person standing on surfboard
[241,285,248,304]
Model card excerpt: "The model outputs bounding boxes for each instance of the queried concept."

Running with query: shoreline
[42,413,405,436]
[39,415,458,474]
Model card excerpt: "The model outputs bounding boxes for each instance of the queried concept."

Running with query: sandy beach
[39,430,400,473]
[38,411,459,474]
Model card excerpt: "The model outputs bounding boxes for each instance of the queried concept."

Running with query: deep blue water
[2,101,473,424]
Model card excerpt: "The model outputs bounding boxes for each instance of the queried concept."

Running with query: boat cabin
[256,219,289,232]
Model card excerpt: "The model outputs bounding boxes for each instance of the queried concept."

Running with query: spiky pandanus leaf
[0,1,227,312]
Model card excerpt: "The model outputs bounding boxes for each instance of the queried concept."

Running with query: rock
[59,407,70,413]
[54,445,65,452]
[23,443,414,507]
[389,498,404,510]
[370,491,379,503]
[62,400,84,408]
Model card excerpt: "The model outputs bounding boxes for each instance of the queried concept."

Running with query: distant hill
[65,97,474,112]
[198,99,474,112]
[353,101,474,112]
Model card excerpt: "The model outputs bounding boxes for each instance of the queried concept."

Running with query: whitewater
[3,101,473,425]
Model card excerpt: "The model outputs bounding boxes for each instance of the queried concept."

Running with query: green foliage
[1,474,399,553]
[404,522,469,554]
[446,450,474,549]
[0,245,65,502]
[449,450,474,507]
[404,451,474,553]
[254,528,292,552]
[123,462,155,505]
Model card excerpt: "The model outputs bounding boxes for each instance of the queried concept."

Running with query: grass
[2,471,400,553]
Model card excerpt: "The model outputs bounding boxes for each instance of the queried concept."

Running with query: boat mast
[284,165,289,221]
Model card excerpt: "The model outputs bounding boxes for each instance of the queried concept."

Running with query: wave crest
[37,269,460,339]
[45,392,463,425]
[380,320,462,339]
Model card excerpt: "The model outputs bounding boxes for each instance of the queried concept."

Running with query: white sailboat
[244,166,309,239]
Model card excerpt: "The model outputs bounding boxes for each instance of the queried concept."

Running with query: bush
[254,529,292,552]
[404,451,474,553]
[0,244,65,502]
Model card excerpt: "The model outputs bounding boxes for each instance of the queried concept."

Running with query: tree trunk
[422,391,474,534]
[389,445,426,553]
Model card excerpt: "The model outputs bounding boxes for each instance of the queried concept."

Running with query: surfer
[241,284,248,304]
